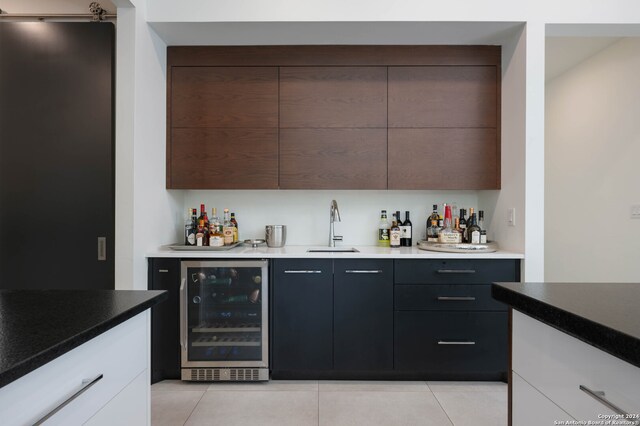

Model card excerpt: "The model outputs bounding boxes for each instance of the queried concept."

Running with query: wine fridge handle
[180,278,187,351]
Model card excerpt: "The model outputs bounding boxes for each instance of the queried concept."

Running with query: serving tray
[417,240,498,253]
[168,242,243,251]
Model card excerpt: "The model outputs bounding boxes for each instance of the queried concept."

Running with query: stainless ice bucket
[265,225,286,247]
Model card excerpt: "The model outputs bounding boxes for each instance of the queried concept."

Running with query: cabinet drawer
[0,312,148,426]
[394,259,518,284]
[513,310,640,422]
[394,311,507,374]
[395,284,507,311]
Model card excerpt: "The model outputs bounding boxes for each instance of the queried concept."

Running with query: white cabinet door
[85,370,149,426]
[513,372,574,426]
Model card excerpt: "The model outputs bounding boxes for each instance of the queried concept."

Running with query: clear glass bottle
[427,219,440,242]
[222,208,234,245]
[478,210,487,244]
[210,207,221,233]
[438,204,462,243]
[378,210,390,247]
[390,212,401,248]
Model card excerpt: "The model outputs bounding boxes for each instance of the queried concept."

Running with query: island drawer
[394,259,518,284]
[394,311,507,375]
[0,311,148,426]
[513,310,640,422]
[395,284,507,311]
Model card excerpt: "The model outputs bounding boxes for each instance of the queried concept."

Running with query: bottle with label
[467,210,481,244]
[400,211,412,247]
[197,204,209,233]
[209,220,224,247]
[222,209,234,245]
[459,208,467,242]
[390,213,401,248]
[438,204,462,243]
[196,219,208,246]
[210,208,222,233]
[377,210,390,247]
[230,212,239,243]
[426,204,439,240]
[426,219,440,242]
[438,204,444,229]
[478,210,487,244]
[185,208,196,245]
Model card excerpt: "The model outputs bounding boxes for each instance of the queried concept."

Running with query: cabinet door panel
[388,66,497,128]
[280,67,387,128]
[394,311,507,375]
[388,128,498,189]
[334,260,393,371]
[170,128,278,189]
[272,259,333,371]
[171,67,278,128]
[280,128,387,189]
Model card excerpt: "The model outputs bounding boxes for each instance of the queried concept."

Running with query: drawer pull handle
[437,296,476,301]
[579,385,632,418]
[158,269,169,273]
[345,270,382,274]
[438,340,476,345]
[284,270,322,274]
[437,269,476,274]
[33,374,103,425]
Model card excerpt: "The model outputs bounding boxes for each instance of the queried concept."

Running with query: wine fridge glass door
[180,260,268,368]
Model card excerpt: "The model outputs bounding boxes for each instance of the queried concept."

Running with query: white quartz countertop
[147,245,524,259]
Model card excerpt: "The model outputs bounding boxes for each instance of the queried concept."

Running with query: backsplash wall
[182,190,480,246]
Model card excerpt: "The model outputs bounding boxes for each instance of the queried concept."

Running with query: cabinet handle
[158,269,169,273]
[345,270,382,274]
[180,278,187,351]
[579,385,632,418]
[97,237,106,261]
[437,269,476,274]
[284,270,322,274]
[437,340,476,345]
[437,296,476,301]
[33,374,103,425]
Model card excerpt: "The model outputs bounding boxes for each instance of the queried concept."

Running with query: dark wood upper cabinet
[388,66,497,128]
[170,128,278,189]
[280,128,387,189]
[279,67,387,128]
[171,67,278,128]
[388,128,498,189]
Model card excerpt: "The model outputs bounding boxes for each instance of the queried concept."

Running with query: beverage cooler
[180,260,269,381]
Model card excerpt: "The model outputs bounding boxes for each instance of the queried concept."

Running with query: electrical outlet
[632,204,640,219]
[508,208,516,227]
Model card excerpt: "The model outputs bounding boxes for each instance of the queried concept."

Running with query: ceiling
[545,37,621,81]
[0,0,116,14]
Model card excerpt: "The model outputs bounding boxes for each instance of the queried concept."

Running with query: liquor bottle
[465,208,474,243]
[185,208,196,245]
[222,209,234,245]
[426,204,439,239]
[401,211,412,247]
[426,219,440,242]
[438,204,444,228]
[230,212,239,243]
[197,204,207,231]
[467,210,481,244]
[209,220,224,247]
[390,213,401,248]
[438,204,462,243]
[196,219,207,246]
[378,210,390,247]
[478,210,487,244]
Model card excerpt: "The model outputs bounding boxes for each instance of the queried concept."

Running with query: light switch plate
[508,208,516,226]
[632,204,640,219]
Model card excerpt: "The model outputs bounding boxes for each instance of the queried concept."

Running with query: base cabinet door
[333,259,393,371]
[394,311,507,379]
[272,259,333,372]
[513,372,574,426]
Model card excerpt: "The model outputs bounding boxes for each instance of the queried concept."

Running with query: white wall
[183,190,479,246]
[545,37,640,282]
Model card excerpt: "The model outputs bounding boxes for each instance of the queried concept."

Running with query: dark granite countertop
[492,282,640,369]
[0,289,167,389]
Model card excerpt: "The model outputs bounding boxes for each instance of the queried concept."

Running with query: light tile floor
[151,380,507,426]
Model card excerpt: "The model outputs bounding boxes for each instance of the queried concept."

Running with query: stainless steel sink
[306,247,360,253]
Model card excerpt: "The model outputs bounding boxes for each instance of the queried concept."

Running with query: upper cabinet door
[279,67,387,128]
[388,66,497,128]
[171,67,278,128]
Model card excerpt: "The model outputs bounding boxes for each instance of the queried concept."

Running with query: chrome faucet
[329,199,343,247]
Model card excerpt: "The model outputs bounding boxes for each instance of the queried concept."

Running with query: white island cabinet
[0,311,150,426]
[512,310,640,425]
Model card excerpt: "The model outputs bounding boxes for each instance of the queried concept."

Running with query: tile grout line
[431,391,456,426]
[182,390,208,426]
